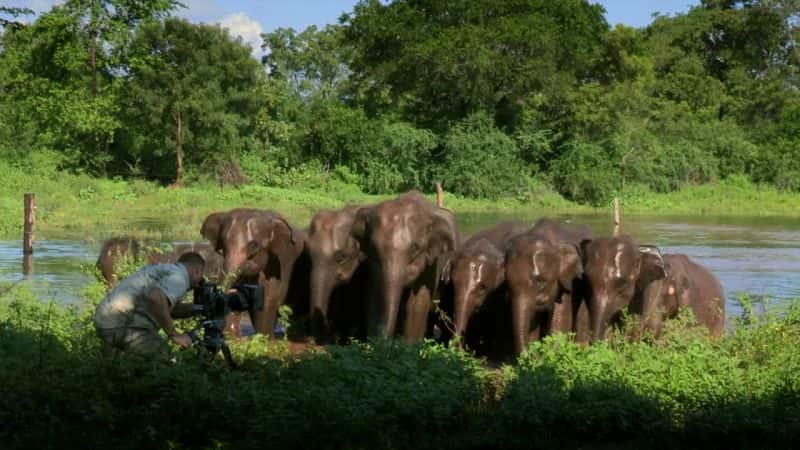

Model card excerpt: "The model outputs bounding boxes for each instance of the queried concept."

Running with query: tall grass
[2,160,800,240]
[2,276,800,449]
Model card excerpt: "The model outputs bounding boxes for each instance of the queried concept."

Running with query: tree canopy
[2,0,800,202]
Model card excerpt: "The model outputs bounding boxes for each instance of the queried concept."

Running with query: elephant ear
[557,242,582,291]
[258,216,295,250]
[341,207,366,261]
[350,207,370,242]
[428,208,459,262]
[637,245,667,289]
[201,212,227,252]
[579,238,593,262]
[439,255,454,285]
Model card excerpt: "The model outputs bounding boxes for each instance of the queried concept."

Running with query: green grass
[2,277,800,449]
[1,161,800,240]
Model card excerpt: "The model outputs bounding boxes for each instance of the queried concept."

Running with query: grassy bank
[2,161,800,240]
[2,280,800,449]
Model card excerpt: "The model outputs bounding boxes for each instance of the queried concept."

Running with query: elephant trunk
[511,293,531,355]
[380,264,406,339]
[590,296,610,343]
[309,265,337,341]
[453,291,473,340]
[223,251,248,278]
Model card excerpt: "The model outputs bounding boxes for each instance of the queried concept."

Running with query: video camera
[187,280,264,366]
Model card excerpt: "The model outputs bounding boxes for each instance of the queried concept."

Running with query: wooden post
[613,197,620,236]
[23,193,35,254]
[435,182,444,208]
[22,254,33,277]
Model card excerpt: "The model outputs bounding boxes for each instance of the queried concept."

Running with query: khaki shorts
[95,325,171,361]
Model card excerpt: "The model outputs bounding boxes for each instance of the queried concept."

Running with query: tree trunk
[174,110,183,187]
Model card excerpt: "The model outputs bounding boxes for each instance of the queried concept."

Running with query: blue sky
[10,1,701,57]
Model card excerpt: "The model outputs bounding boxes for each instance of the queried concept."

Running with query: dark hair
[177,251,206,269]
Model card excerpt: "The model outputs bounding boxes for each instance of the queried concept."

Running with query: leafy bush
[360,122,439,194]
[752,139,800,192]
[3,283,800,449]
[435,112,530,199]
[549,140,618,206]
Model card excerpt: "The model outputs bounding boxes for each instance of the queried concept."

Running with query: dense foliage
[2,280,800,449]
[3,0,800,203]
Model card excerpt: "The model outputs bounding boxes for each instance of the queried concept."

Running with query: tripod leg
[221,343,237,368]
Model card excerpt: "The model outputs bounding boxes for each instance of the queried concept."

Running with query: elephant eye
[334,250,347,263]
[410,243,421,254]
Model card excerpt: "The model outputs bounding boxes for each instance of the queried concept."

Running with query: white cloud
[219,12,264,60]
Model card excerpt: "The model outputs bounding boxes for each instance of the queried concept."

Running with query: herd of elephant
[96,190,725,361]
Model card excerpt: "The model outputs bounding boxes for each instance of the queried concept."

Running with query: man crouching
[93,252,206,361]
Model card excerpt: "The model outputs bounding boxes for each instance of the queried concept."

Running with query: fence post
[23,193,35,254]
[435,182,444,208]
[23,193,35,276]
[613,197,620,236]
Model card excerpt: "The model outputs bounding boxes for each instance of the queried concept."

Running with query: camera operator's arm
[171,302,195,319]
[146,287,192,348]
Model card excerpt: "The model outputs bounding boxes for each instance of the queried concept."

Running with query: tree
[261,25,352,100]
[0,6,120,171]
[0,5,34,30]
[341,0,609,130]
[118,18,264,185]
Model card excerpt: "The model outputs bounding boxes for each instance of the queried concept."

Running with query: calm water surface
[1,213,799,320]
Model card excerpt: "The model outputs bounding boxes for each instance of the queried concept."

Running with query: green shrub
[434,112,530,199]
[550,140,618,206]
[3,284,800,449]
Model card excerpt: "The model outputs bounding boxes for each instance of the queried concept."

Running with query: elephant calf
[441,221,529,360]
[352,190,459,342]
[96,237,223,287]
[504,218,592,355]
[306,204,370,344]
[580,236,666,342]
[200,208,309,338]
[632,253,725,338]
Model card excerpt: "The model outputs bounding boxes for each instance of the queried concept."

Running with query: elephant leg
[249,275,282,337]
[574,301,591,345]
[528,311,545,342]
[403,286,432,344]
[364,269,383,338]
[549,293,573,335]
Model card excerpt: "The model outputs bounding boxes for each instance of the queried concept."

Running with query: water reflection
[0,213,798,320]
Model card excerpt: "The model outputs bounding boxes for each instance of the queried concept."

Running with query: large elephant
[96,237,224,287]
[631,253,725,338]
[441,221,529,359]
[306,204,370,344]
[580,236,666,342]
[352,191,459,342]
[505,218,589,355]
[200,209,307,337]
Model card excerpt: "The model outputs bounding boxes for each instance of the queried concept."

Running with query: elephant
[96,236,142,287]
[440,221,529,359]
[306,204,370,344]
[580,235,666,342]
[631,253,725,338]
[200,209,308,338]
[505,218,590,356]
[351,190,459,343]
[96,237,224,287]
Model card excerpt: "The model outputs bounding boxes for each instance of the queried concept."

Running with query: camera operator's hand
[170,333,193,348]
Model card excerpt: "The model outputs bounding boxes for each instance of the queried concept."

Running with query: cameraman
[93,252,206,361]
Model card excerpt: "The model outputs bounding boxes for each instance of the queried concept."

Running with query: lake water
[1,213,799,320]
